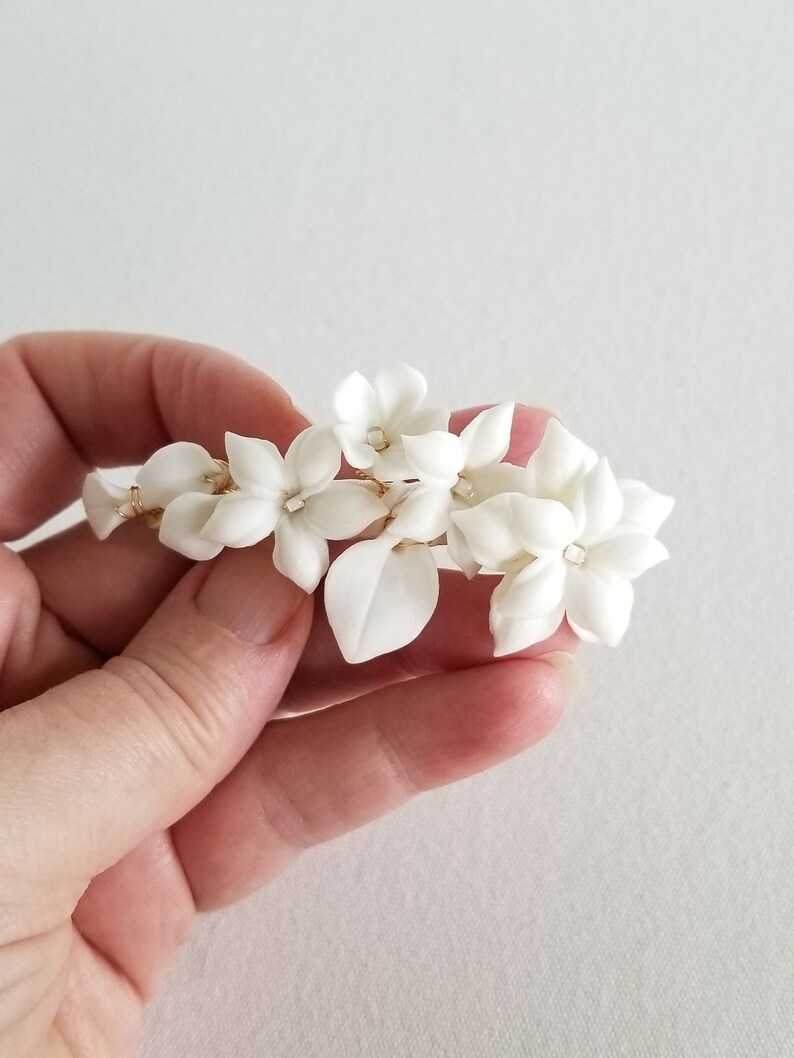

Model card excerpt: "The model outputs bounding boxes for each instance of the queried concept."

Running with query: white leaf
[302,481,389,540]
[373,362,427,427]
[573,457,624,545]
[158,493,225,561]
[284,426,341,497]
[225,433,287,495]
[525,418,598,505]
[388,484,454,542]
[324,537,439,663]
[618,480,675,535]
[459,403,515,469]
[82,472,131,540]
[201,491,281,547]
[136,442,219,508]
[402,431,464,490]
[333,370,379,428]
[273,514,329,593]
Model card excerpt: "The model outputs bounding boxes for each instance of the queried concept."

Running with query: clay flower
[333,363,449,481]
[451,419,673,654]
[83,442,229,541]
[197,426,389,592]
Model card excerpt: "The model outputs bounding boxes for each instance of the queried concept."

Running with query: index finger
[0,332,305,540]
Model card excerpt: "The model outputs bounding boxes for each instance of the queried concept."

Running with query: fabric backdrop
[2,2,791,1055]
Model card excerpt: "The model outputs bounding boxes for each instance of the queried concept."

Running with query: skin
[0,333,577,1057]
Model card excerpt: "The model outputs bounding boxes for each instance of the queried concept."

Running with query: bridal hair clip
[83,364,673,664]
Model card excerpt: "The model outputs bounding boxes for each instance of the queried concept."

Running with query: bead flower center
[367,427,389,452]
[283,494,306,514]
[563,542,587,566]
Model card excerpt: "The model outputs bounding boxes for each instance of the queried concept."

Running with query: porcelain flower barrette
[83,363,673,664]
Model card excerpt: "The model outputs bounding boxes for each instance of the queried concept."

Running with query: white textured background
[2,2,792,1056]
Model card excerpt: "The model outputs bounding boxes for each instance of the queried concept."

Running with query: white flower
[83,442,228,541]
[195,426,389,592]
[323,480,450,663]
[333,363,449,480]
[401,402,526,577]
[451,419,673,654]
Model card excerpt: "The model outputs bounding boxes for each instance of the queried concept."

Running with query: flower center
[283,493,306,514]
[367,427,389,452]
[451,476,475,502]
[563,542,587,566]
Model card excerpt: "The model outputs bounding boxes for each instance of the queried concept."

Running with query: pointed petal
[369,442,414,482]
[618,479,675,535]
[373,362,427,427]
[511,494,576,555]
[564,568,633,646]
[158,493,225,561]
[587,530,669,579]
[324,537,439,663]
[333,370,380,429]
[225,433,287,496]
[525,418,598,504]
[201,492,281,548]
[82,472,131,540]
[388,484,454,543]
[459,403,515,469]
[466,461,532,502]
[496,557,567,620]
[402,431,464,489]
[136,442,218,508]
[334,423,374,470]
[445,517,481,578]
[273,514,329,593]
[573,458,624,545]
[284,426,341,496]
[491,599,565,657]
[302,481,389,540]
[450,494,526,570]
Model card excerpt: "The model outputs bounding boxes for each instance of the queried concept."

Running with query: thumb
[0,543,311,907]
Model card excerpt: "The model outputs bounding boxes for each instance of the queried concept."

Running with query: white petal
[511,494,577,555]
[225,433,287,496]
[388,484,454,543]
[496,558,567,620]
[273,514,329,593]
[333,370,380,429]
[373,362,427,427]
[284,426,341,496]
[573,458,624,545]
[459,403,515,470]
[158,493,225,561]
[82,472,130,540]
[201,492,281,548]
[324,537,439,663]
[399,404,450,436]
[618,479,675,535]
[587,530,669,580]
[525,418,598,505]
[490,600,565,657]
[402,431,464,489]
[564,568,633,646]
[136,442,219,508]
[466,462,532,502]
[334,423,374,470]
[302,481,389,540]
[445,516,481,578]
[450,494,526,570]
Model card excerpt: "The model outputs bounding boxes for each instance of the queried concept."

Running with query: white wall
[2,2,791,1055]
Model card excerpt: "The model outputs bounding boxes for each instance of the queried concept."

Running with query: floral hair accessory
[83,364,673,664]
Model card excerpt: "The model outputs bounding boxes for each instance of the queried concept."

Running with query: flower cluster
[83,363,673,664]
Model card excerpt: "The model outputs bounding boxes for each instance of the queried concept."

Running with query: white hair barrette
[83,363,673,664]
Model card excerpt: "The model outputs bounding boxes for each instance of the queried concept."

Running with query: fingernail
[536,651,585,702]
[196,545,306,644]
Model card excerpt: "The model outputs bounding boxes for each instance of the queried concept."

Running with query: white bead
[563,542,587,566]
[283,494,306,514]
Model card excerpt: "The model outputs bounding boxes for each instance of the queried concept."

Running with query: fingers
[172,658,565,910]
[0,332,307,540]
[0,544,313,917]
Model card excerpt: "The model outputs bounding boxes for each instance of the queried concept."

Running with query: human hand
[0,333,578,1057]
